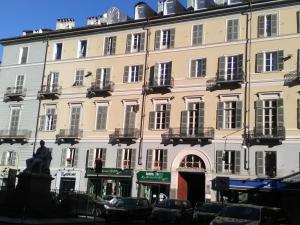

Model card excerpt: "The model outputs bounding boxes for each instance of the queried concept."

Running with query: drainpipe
[32,37,49,155]
[138,20,151,165]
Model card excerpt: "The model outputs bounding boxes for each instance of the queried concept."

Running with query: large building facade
[0,0,300,204]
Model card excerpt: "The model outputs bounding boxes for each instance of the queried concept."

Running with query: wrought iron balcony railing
[38,85,62,99]
[162,127,215,143]
[87,81,115,96]
[109,128,139,142]
[0,130,31,141]
[284,71,300,86]
[206,74,244,91]
[146,77,174,91]
[246,127,285,143]
[4,87,27,101]
[56,129,83,142]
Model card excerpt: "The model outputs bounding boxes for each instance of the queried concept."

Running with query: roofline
[0,0,298,45]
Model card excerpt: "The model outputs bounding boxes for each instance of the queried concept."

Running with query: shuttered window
[150,103,171,130]
[155,29,175,50]
[190,58,206,78]
[227,19,239,42]
[123,65,143,83]
[257,14,278,38]
[217,101,242,129]
[180,102,204,135]
[256,151,277,177]
[78,40,87,58]
[74,70,84,86]
[1,151,17,166]
[87,148,106,169]
[126,32,145,53]
[218,55,243,81]
[96,106,108,130]
[9,107,20,133]
[216,150,240,174]
[256,51,284,73]
[116,148,136,169]
[104,36,117,55]
[61,148,79,168]
[19,47,28,64]
[192,24,203,46]
[146,149,168,171]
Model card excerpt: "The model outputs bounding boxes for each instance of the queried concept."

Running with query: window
[96,105,108,130]
[149,103,171,130]
[256,151,277,177]
[87,148,107,168]
[124,105,138,130]
[74,70,84,86]
[47,72,59,91]
[258,14,278,38]
[256,51,284,73]
[217,101,242,129]
[15,75,25,93]
[70,105,81,132]
[104,36,116,55]
[1,151,17,166]
[19,47,28,64]
[194,0,207,10]
[54,43,62,60]
[9,107,21,133]
[227,19,239,41]
[123,65,143,83]
[126,33,145,53]
[216,150,241,174]
[95,68,111,89]
[61,148,78,168]
[146,149,168,171]
[165,0,175,15]
[116,148,136,169]
[190,58,206,78]
[39,106,57,131]
[181,102,204,135]
[192,24,203,46]
[155,29,175,50]
[78,40,87,58]
[180,155,205,169]
[218,55,243,81]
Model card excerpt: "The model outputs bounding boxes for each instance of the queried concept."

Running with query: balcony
[246,127,285,145]
[38,85,62,99]
[87,81,115,97]
[145,77,174,93]
[109,128,139,144]
[206,74,244,91]
[284,71,300,86]
[56,129,83,143]
[0,130,31,143]
[4,87,27,101]
[162,127,214,145]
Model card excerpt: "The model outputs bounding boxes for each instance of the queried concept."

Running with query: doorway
[60,177,75,193]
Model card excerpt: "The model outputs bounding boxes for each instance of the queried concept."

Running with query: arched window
[180,154,205,169]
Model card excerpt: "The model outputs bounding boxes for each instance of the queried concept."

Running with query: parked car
[209,204,288,225]
[102,195,122,204]
[103,197,152,223]
[148,199,194,225]
[59,192,104,217]
[193,202,225,225]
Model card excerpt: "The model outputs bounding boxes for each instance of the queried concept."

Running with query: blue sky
[0,0,185,61]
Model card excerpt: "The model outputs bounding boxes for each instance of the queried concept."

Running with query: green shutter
[297,99,300,129]
[237,54,243,80]
[165,111,170,129]
[216,151,223,173]
[180,111,188,135]
[255,100,264,136]
[73,149,79,167]
[96,106,107,130]
[256,53,264,73]
[126,34,132,53]
[154,63,159,86]
[130,149,136,169]
[123,66,129,83]
[112,36,116,54]
[39,115,45,131]
[297,49,300,76]
[102,148,106,167]
[146,149,153,170]
[201,58,207,77]
[258,15,265,38]
[116,149,122,169]
[87,149,95,168]
[256,151,264,175]
[52,114,57,130]
[227,19,233,41]
[170,29,175,48]
[60,148,67,167]
[198,102,205,129]
[149,112,155,130]
[192,24,202,45]
[235,101,242,129]
[276,98,284,135]
[155,31,161,50]
[191,60,196,78]
[217,102,224,129]
[277,50,284,71]
[235,151,241,174]
[138,65,143,82]
[140,32,145,51]
[104,37,109,55]
[162,150,168,171]
[218,56,226,81]
[271,14,278,36]
[168,61,172,82]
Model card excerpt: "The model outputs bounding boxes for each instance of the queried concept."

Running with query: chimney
[87,15,107,26]
[56,18,75,30]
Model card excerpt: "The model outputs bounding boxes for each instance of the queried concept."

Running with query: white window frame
[78,40,87,58]
[74,69,85,86]
[128,65,139,83]
[53,43,63,60]
[262,99,277,136]
[223,101,237,129]
[8,106,21,131]
[65,148,77,167]
[18,46,29,64]
[131,33,141,52]
[122,101,139,129]
[152,149,164,171]
[2,151,16,166]
[15,74,25,91]
[105,36,114,55]
[164,0,175,15]
[225,55,239,80]
[194,58,206,78]
[44,105,57,131]
[258,151,277,177]
[95,101,109,130]
[264,51,279,72]
[158,62,170,85]
[161,30,171,49]
[261,13,278,37]
[122,148,132,169]
[222,150,237,174]
[154,103,167,130]
[226,18,239,42]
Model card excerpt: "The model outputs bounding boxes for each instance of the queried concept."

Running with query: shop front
[86,168,133,197]
[56,170,81,193]
[137,171,171,204]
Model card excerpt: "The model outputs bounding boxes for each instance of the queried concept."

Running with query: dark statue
[25,140,52,174]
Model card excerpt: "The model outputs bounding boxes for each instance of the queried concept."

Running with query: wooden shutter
[256,53,264,73]
[102,148,106,167]
[271,14,278,36]
[298,99,300,129]
[167,61,172,82]
[162,149,168,170]
[52,114,57,130]
[104,68,111,84]
[104,37,109,55]
[130,149,136,169]
[116,149,122,169]
[112,36,117,54]
[60,148,67,167]
[169,29,175,48]
[39,115,45,131]
[123,66,129,83]
[276,98,284,136]
[73,149,79,167]
[192,24,203,45]
[218,56,226,81]
[126,34,132,53]
[87,149,95,168]
[297,49,300,76]
[237,54,243,79]
[227,19,233,41]
[181,111,188,134]
[140,32,145,51]
[234,151,241,174]
[216,151,223,173]
[146,149,153,170]
[155,30,161,50]
[201,58,207,77]
[255,100,264,136]
[96,106,107,130]
[1,152,6,165]
[258,15,265,38]
[217,102,224,129]
[235,101,242,129]
[149,111,155,130]
[190,60,196,78]
[153,63,159,86]
[256,151,264,175]
[198,102,205,129]
[138,65,143,82]
[165,104,171,129]
[11,151,17,166]
[277,50,284,71]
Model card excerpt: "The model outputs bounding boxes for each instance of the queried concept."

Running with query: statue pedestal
[16,172,53,194]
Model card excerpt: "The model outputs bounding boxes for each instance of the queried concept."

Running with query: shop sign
[86,168,132,177]
[61,171,77,177]
[137,171,171,183]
